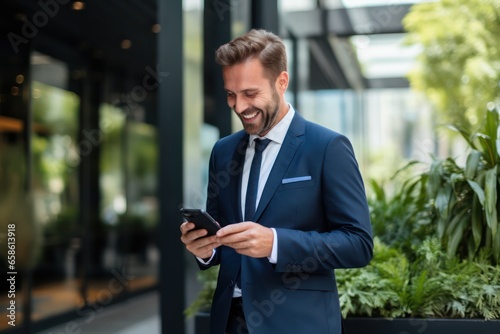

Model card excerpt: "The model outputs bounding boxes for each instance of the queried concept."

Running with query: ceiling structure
[281,1,424,90]
[1,0,424,92]
[2,0,158,80]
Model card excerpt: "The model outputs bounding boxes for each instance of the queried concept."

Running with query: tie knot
[254,138,271,153]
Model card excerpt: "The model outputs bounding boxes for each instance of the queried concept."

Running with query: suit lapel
[254,113,306,222]
[230,133,249,223]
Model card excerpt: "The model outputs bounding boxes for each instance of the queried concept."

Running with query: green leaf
[474,133,495,167]
[496,126,500,158]
[435,185,452,219]
[447,216,468,258]
[471,197,483,253]
[369,179,385,201]
[485,108,499,140]
[465,150,482,179]
[494,223,500,263]
[467,180,485,206]
[437,217,446,239]
[484,167,497,235]
[443,124,473,147]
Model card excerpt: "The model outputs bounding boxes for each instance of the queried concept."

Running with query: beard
[238,88,281,136]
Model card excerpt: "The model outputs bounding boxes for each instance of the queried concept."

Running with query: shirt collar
[249,104,295,147]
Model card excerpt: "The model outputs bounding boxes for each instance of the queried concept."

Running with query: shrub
[337,237,500,319]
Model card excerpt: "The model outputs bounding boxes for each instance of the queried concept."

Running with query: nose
[232,96,249,114]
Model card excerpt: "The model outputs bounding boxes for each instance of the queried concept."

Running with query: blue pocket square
[282,176,312,184]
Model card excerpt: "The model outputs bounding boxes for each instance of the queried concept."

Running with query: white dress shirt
[241,106,295,262]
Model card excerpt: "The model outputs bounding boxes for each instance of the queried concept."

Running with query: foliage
[370,108,500,264]
[337,238,500,320]
[425,108,500,263]
[341,108,500,317]
[337,238,409,318]
[185,238,500,320]
[184,266,219,318]
[368,162,434,257]
[404,0,500,130]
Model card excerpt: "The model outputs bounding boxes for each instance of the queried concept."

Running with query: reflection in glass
[121,121,159,291]
[0,118,30,329]
[30,80,82,321]
[99,105,159,294]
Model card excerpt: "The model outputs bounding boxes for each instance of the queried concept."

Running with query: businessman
[180,29,373,334]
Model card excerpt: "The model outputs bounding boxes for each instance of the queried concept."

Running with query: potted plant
[338,238,500,333]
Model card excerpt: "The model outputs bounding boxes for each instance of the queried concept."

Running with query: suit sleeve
[274,134,373,271]
[196,146,222,269]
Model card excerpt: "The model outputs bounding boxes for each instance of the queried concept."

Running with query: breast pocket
[278,177,315,191]
[268,176,320,229]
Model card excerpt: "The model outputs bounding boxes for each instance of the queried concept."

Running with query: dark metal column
[203,0,232,137]
[78,62,102,296]
[18,29,34,334]
[157,1,185,333]
[251,0,279,33]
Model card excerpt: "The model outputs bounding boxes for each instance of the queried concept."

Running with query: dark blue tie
[237,138,271,290]
[244,138,271,221]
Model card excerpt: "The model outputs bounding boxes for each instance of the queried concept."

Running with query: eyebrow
[225,88,259,94]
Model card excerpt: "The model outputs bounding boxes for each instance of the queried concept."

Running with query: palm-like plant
[426,108,500,263]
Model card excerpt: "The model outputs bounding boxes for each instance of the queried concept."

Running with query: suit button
[229,280,234,287]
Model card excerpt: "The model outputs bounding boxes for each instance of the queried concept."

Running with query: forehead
[222,58,270,90]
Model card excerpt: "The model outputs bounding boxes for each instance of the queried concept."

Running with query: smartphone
[180,208,221,236]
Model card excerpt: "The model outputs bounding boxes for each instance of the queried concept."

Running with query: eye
[244,92,257,98]
[226,92,235,98]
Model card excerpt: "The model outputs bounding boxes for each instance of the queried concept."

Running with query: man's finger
[216,221,252,237]
[180,222,196,233]
[181,228,209,244]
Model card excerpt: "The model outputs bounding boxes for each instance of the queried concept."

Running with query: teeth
[242,112,257,119]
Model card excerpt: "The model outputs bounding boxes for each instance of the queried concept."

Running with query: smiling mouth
[242,111,259,120]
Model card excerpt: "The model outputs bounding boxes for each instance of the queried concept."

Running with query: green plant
[371,108,500,264]
[337,237,500,319]
[411,242,500,319]
[337,238,409,318]
[368,162,434,257]
[184,266,219,318]
[425,108,500,263]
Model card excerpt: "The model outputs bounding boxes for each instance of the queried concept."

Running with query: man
[180,29,373,334]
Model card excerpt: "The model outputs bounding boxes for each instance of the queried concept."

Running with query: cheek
[253,96,272,109]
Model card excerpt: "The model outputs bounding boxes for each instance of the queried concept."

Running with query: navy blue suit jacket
[202,111,373,334]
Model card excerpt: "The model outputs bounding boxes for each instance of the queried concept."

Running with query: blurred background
[1,0,499,333]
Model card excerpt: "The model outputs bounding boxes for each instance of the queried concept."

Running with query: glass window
[121,121,159,292]
[351,33,421,79]
[30,55,82,321]
[0,117,29,330]
[280,0,318,12]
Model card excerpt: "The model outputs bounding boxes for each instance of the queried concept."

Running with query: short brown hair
[215,29,287,83]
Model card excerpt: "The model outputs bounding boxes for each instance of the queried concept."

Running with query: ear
[275,71,289,94]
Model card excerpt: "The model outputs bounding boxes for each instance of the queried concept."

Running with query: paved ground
[36,291,160,334]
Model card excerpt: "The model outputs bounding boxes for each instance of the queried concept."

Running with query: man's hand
[180,222,221,259]
[216,222,274,258]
